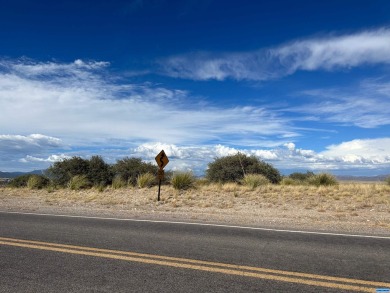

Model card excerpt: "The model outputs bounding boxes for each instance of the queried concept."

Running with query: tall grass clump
[308,173,338,186]
[171,172,195,190]
[137,172,155,188]
[242,174,270,189]
[280,177,300,186]
[68,175,92,190]
[112,176,127,189]
[27,175,50,189]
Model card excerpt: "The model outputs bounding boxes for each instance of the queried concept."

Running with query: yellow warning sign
[155,150,169,169]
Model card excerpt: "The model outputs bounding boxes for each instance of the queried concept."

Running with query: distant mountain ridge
[0,170,44,178]
[336,175,389,182]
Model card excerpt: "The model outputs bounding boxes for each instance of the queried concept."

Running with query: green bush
[46,156,113,188]
[112,157,157,186]
[112,176,127,189]
[242,174,270,189]
[137,172,155,188]
[206,153,281,184]
[27,175,50,189]
[46,157,89,187]
[8,175,34,188]
[87,155,112,187]
[171,172,195,190]
[68,175,92,190]
[289,171,315,182]
[385,176,390,186]
[308,173,338,186]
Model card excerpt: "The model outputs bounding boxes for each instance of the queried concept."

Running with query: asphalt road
[1,211,390,292]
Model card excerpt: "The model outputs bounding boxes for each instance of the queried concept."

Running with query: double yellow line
[1,236,389,292]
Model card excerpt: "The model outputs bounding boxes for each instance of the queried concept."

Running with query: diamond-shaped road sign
[155,150,169,169]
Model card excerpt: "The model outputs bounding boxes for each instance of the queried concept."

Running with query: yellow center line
[1,237,389,292]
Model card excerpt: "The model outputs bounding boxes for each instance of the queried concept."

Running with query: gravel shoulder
[1,186,390,236]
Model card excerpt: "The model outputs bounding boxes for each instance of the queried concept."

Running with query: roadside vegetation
[2,154,389,232]
[3,153,389,196]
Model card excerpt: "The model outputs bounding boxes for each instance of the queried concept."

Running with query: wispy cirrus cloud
[158,27,390,81]
[291,78,390,128]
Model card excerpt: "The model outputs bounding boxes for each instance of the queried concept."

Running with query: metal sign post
[155,150,169,201]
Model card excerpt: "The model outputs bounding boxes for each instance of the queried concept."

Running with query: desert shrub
[171,172,195,190]
[27,175,50,189]
[137,172,155,188]
[46,157,89,187]
[8,174,33,188]
[112,157,157,186]
[280,177,300,186]
[385,176,390,186]
[206,153,281,184]
[308,173,338,186]
[68,175,92,190]
[289,171,315,182]
[242,174,270,189]
[112,176,127,189]
[46,156,114,188]
[87,155,112,187]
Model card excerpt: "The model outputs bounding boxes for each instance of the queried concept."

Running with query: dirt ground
[1,183,389,235]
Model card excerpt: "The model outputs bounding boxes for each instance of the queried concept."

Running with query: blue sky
[1,0,390,175]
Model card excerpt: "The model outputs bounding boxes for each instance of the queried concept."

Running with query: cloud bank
[132,139,390,175]
[0,58,294,146]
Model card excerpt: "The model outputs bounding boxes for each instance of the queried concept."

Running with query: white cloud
[273,27,390,72]
[321,138,390,163]
[159,27,390,81]
[284,142,295,151]
[20,154,70,163]
[0,134,62,153]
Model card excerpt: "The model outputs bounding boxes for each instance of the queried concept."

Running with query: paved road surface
[1,211,390,292]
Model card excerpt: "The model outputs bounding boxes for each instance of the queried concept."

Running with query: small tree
[87,155,112,187]
[206,153,281,184]
[46,156,89,187]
